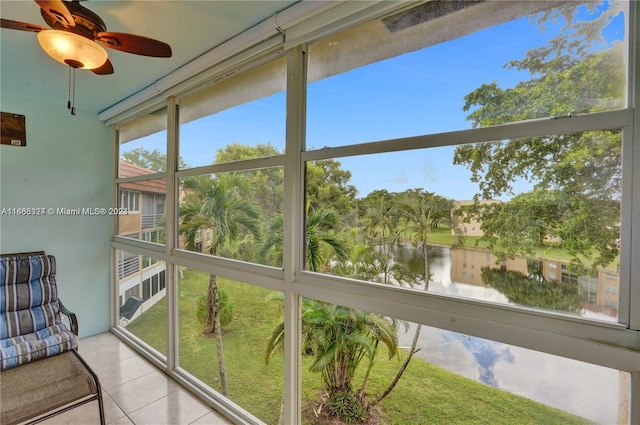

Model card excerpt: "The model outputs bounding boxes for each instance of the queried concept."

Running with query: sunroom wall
[0,91,112,337]
[108,1,640,424]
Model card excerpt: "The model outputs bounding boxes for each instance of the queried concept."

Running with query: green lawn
[127,269,591,425]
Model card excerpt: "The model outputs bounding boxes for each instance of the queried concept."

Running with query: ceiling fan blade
[0,18,47,33]
[91,58,114,75]
[96,32,172,58]
[35,0,75,27]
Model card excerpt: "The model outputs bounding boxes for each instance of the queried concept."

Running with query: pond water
[393,244,626,424]
[393,243,618,321]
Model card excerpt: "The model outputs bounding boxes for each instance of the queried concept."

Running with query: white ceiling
[0,0,298,115]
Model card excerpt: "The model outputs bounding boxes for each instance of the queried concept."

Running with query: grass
[127,269,592,425]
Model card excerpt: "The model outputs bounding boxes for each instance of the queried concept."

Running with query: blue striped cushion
[0,254,78,370]
[0,324,77,370]
[0,255,60,339]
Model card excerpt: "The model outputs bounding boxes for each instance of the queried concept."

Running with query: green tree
[121,146,187,171]
[453,2,624,270]
[306,160,358,223]
[385,189,464,406]
[360,190,401,250]
[265,301,398,424]
[481,267,583,314]
[305,208,350,272]
[470,190,564,261]
[259,206,349,271]
[396,189,462,288]
[179,174,261,396]
[214,143,284,220]
[214,142,281,163]
[261,206,350,423]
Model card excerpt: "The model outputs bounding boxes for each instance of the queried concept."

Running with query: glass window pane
[305,129,621,322]
[296,298,628,424]
[179,57,286,169]
[178,168,283,266]
[119,107,168,175]
[307,1,627,148]
[117,180,167,244]
[177,268,283,423]
[116,250,166,356]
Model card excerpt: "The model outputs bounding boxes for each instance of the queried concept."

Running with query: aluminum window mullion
[165,98,179,371]
[296,270,636,345]
[293,271,640,372]
[629,0,640,334]
[282,44,307,425]
[171,249,284,292]
[115,172,167,185]
[174,155,286,179]
[302,109,632,163]
[110,126,119,328]
[627,2,640,419]
[112,239,168,260]
[619,124,634,329]
[631,371,640,425]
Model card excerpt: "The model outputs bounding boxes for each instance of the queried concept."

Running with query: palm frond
[264,320,285,365]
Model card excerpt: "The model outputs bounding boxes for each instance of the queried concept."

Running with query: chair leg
[72,350,105,425]
[96,384,105,425]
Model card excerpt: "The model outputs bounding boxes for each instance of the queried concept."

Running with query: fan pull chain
[67,66,71,110]
[67,66,76,116]
[71,67,76,116]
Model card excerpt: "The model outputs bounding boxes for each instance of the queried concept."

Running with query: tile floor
[39,332,233,425]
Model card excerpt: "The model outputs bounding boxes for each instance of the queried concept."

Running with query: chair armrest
[58,300,79,336]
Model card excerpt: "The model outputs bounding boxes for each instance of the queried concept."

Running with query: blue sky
[123,2,625,201]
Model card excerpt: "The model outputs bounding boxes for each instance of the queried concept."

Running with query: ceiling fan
[1,0,172,75]
[1,0,172,114]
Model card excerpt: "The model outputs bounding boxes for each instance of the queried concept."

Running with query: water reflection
[391,244,625,424]
[481,267,583,314]
[393,243,618,321]
[398,323,626,424]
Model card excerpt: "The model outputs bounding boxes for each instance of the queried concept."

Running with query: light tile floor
[39,332,232,425]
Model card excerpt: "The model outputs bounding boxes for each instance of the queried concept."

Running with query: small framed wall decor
[1,112,26,146]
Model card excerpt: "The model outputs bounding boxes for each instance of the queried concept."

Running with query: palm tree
[372,190,464,406]
[265,300,398,423]
[261,205,350,423]
[179,174,260,396]
[306,304,398,393]
[362,195,400,252]
[259,206,349,271]
[332,234,377,281]
[396,189,462,290]
[305,208,349,272]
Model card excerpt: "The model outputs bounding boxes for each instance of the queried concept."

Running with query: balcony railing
[142,213,163,229]
[118,256,140,280]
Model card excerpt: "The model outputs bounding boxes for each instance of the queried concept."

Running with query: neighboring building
[117,160,167,319]
[450,198,619,316]
[452,200,501,237]
[452,199,562,243]
[449,246,619,317]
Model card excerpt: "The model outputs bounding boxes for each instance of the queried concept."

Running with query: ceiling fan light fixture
[37,29,107,69]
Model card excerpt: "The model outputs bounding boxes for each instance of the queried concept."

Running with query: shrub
[196,290,233,330]
[327,389,369,424]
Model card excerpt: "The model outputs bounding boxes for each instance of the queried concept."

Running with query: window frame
[109,2,640,423]
[120,190,140,213]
